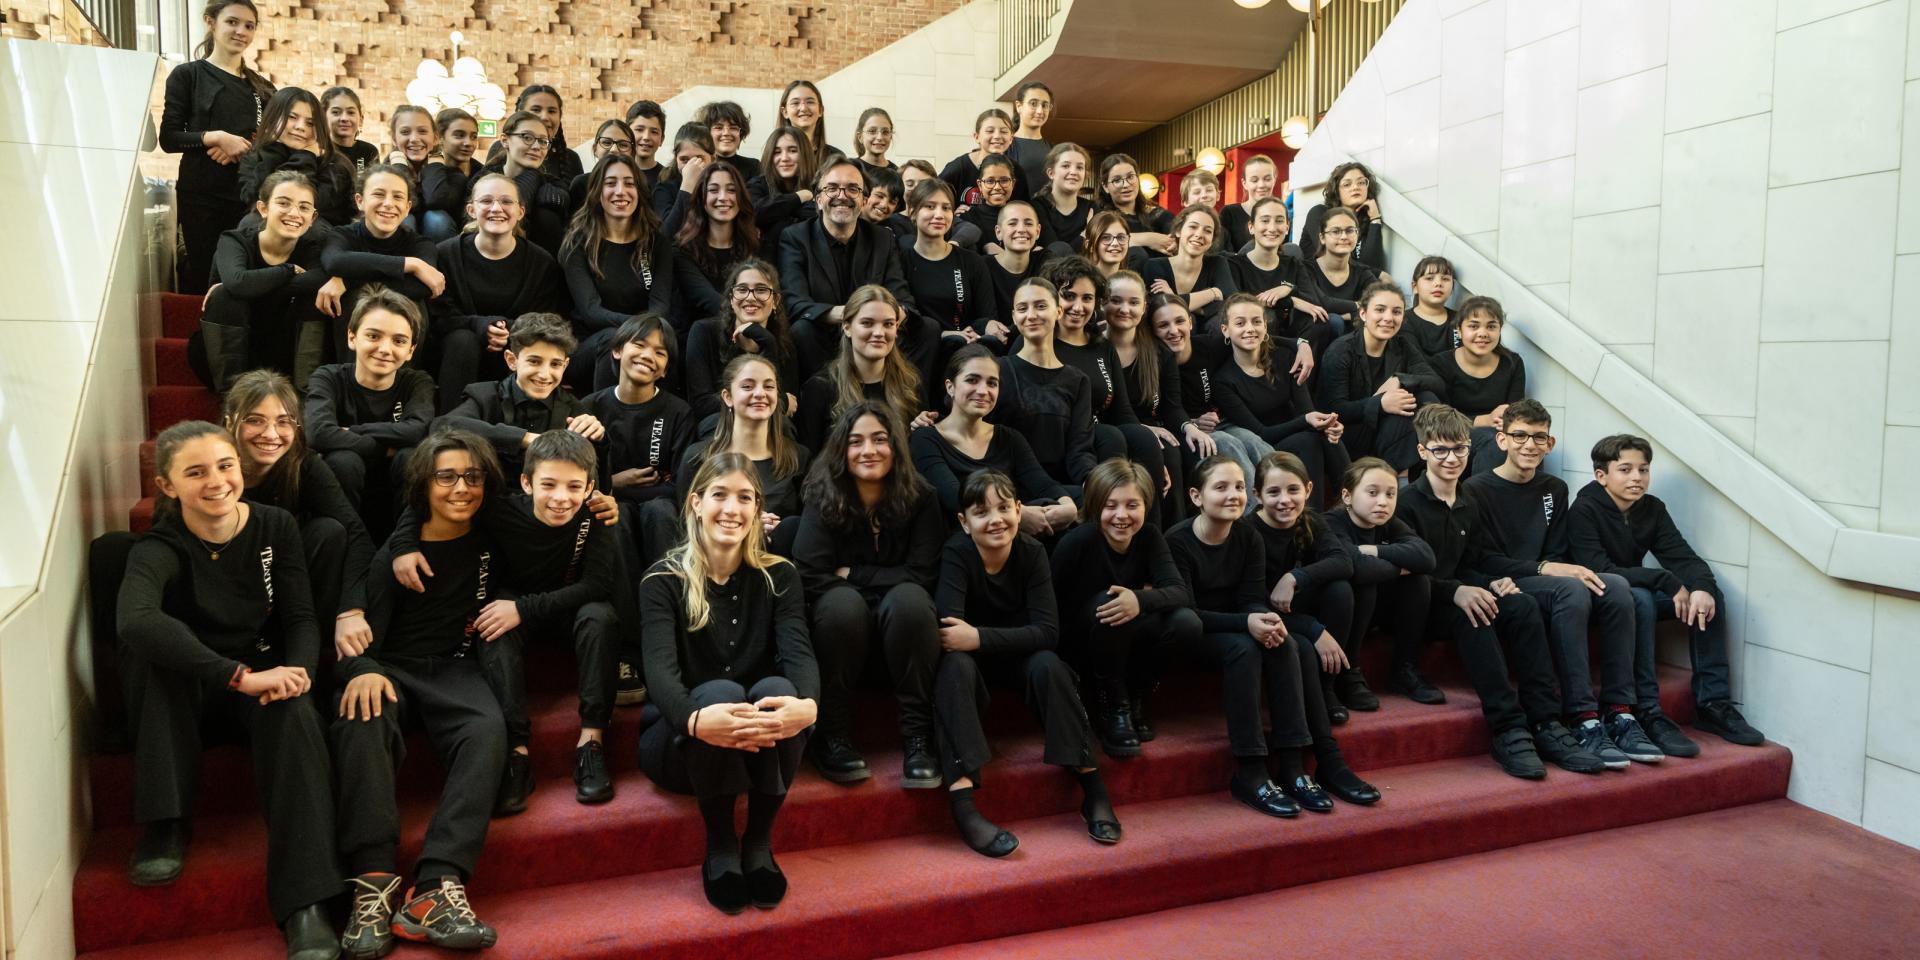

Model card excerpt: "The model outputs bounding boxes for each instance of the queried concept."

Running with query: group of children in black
[130,2,1767,957]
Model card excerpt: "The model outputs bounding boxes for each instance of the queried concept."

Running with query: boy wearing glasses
[1462,399,1655,769]
[1567,435,1763,749]
[305,286,435,528]
[1400,405,1605,779]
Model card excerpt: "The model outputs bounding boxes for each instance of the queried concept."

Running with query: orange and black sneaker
[340,872,402,959]
[393,877,497,950]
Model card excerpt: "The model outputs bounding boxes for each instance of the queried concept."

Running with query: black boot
[810,733,870,783]
[900,735,940,789]
[200,321,251,393]
[283,903,340,960]
[1129,683,1158,743]
[128,818,190,886]
[1094,683,1142,758]
[1338,668,1380,712]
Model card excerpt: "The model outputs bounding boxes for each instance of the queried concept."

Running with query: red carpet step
[73,666,1700,953]
[78,737,1789,960]
[146,385,218,433]
[893,799,1920,960]
[160,293,199,340]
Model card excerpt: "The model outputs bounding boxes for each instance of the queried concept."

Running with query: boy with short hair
[439,312,605,480]
[389,429,629,813]
[1404,255,1461,358]
[1462,399,1655,769]
[624,99,669,194]
[1400,405,1605,778]
[305,284,436,519]
[1568,435,1763,748]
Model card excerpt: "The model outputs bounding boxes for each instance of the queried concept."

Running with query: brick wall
[167,0,965,147]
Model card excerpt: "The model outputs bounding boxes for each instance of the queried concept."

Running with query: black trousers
[933,649,1097,785]
[191,284,331,391]
[1294,580,1358,661]
[638,676,808,798]
[1193,630,1315,758]
[478,603,618,743]
[426,327,506,413]
[121,650,340,922]
[1070,600,1201,697]
[332,656,507,880]
[811,583,940,740]
[1427,592,1560,733]
[1352,573,1432,671]
[1274,431,1351,507]
[1340,393,1439,473]
[320,446,412,514]
[176,194,249,295]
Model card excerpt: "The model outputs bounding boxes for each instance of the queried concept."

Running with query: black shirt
[244,455,375,612]
[1320,509,1438,583]
[790,491,945,600]
[681,317,799,424]
[1048,523,1192,633]
[421,161,476,224]
[1171,330,1234,419]
[909,425,1069,515]
[338,139,381,176]
[1399,476,1502,599]
[900,242,994,335]
[985,251,1052,325]
[429,233,565,342]
[994,355,1097,485]
[639,560,816,732]
[344,532,503,678]
[440,376,596,479]
[160,59,270,202]
[1143,255,1239,329]
[1431,349,1526,419]
[676,439,809,519]
[303,362,435,460]
[939,153,1033,205]
[562,235,677,336]
[584,386,695,505]
[1054,338,1139,425]
[1298,203,1387,272]
[1305,256,1382,317]
[388,494,624,626]
[1035,195,1092,250]
[747,175,814,261]
[1166,518,1267,634]
[935,533,1057,652]
[1460,470,1574,579]
[320,220,439,310]
[1228,251,1323,337]
[1117,339,1189,432]
[1403,309,1460,357]
[1214,360,1318,445]
[1007,137,1051,194]
[672,240,748,330]
[236,142,356,227]
[1220,203,1255,252]
[1317,331,1445,430]
[210,223,329,301]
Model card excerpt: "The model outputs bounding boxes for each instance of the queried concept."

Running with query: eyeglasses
[819,183,863,197]
[1105,173,1138,187]
[239,415,299,431]
[594,137,634,153]
[510,132,553,150]
[1097,232,1128,245]
[1323,227,1359,238]
[979,177,1014,188]
[1422,443,1470,461]
[1503,431,1555,449]
[731,284,776,301]
[431,468,487,487]
[1339,176,1371,188]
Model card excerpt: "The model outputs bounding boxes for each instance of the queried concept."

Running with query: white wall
[0,39,160,959]
[1290,0,1920,845]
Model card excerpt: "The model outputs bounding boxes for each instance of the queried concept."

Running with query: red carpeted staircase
[75,295,1904,960]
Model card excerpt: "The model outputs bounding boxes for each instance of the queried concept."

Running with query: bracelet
[690,708,700,738]
[227,664,251,690]
[1536,561,1548,575]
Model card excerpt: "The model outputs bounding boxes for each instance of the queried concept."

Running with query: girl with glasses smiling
[684,260,800,426]
[1095,153,1175,255]
[478,110,574,258]
[564,118,635,210]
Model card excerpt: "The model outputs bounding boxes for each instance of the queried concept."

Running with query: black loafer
[1230,777,1300,818]
[968,829,1020,858]
[900,735,941,789]
[703,865,750,915]
[1319,765,1382,805]
[1281,775,1335,814]
[745,862,787,909]
[129,818,190,886]
[1081,805,1123,844]
[282,903,339,960]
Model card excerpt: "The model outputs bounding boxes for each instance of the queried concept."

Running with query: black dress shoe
[493,751,533,816]
[574,741,614,804]
[968,828,1020,858]
[703,864,750,915]
[1338,671,1381,712]
[128,818,190,886]
[1230,777,1300,818]
[900,735,940,789]
[1095,691,1142,759]
[1322,675,1348,726]
[1281,775,1335,813]
[284,903,340,960]
[1388,662,1447,705]
[1081,800,1123,844]
[1318,765,1382,805]
[811,735,871,783]
[1129,692,1157,742]
[745,860,787,909]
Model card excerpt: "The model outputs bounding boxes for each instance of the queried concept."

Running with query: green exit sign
[478,120,498,137]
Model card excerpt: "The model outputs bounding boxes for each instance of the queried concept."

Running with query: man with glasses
[777,156,928,380]
[1463,399,1652,771]
[1401,405,1607,780]
[1007,81,1054,191]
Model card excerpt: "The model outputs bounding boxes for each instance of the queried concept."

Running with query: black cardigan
[790,491,945,600]
[159,59,270,204]
[1316,331,1444,431]
[639,559,817,732]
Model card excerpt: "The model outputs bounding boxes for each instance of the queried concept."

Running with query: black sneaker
[1387,662,1447,705]
[1638,707,1700,758]
[340,872,402,959]
[128,818,190,886]
[1532,719,1606,774]
[1490,727,1546,780]
[614,659,647,707]
[1575,717,1631,770]
[1338,670,1381,712]
[493,751,532,816]
[1604,711,1664,763]
[810,734,871,783]
[575,741,614,804]
[900,735,940,789]
[1695,699,1764,746]
[394,878,496,950]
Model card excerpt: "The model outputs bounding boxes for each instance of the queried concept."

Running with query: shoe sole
[127,867,183,887]
[1624,751,1665,764]
[1101,742,1144,759]
[900,774,942,789]
[1547,759,1607,775]
[340,937,397,960]
[815,765,873,783]
[576,788,615,804]
[392,924,497,949]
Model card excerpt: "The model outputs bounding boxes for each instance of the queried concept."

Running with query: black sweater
[1228,251,1324,337]
[1142,255,1239,328]
[900,242,995,335]
[935,534,1057,652]
[420,161,477,225]
[1461,470,1574,578]
[1432,349,1526,419]
[118,505,319,684]
[1250,511,1349,637]
[341,531,505,679]
[1305,255,1382,318]
[1397,476,1502,599]
[1317,331,1445,430]
[994,355,1097,485]
[244,455,375,612]
[909,425,1069,515]
[939,153,1034,205]
[160,59,270,203]
[561,234,678,336]
[1171,330,1234,421]
[795,374,924,455]
[1214,360,1318,445]
[1403,309,1460,357]
[319,221,438,310]
[1566,481,1719,597]
[671,240,750,332]
[440,376,597,479]
[237,142,356,227]
[389,493,625,625]
[746,175,814,261]
[681,317,800,424]
[1055,338,1140,426]
[210,222,330,301]
[791,491,945,600]
[584,386,695,504]
[639,559,816,733]
[1166,518,1267,634]
[1048,523,1193,629]
[1035,195,1093,250]
[429,234,566,342]
[984,251,1053,325]
[1298,203,1387,273]
[303,362,435,459]
[675,439,808,519]
[1321,509,1437,583]
[1117,339,1189,432]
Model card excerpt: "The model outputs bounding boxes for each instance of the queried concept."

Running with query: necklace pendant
[209,551,220,560]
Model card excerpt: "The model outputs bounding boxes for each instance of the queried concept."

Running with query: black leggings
[332,656,508,881]
[190,284,330,390]
[639,676,808,798]
[810,583,941,740]
[1193,631,1314,759]
[121,649,340,922]
[932,649,1097,785]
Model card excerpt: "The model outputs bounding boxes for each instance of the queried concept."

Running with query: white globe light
[1281,115,1312,148]
[414,59,448,81]
[449,30,464,45]
[1194,146,1227,175]
[1287,0,1337,11]
[453,56,486,79]
[1138,172,1161,200]
[1234,0,1273,7]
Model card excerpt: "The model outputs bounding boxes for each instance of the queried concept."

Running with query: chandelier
[407,32,509,128]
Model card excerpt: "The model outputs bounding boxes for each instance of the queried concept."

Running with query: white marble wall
[0,38,159,960]
[1292,0,1920,844]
